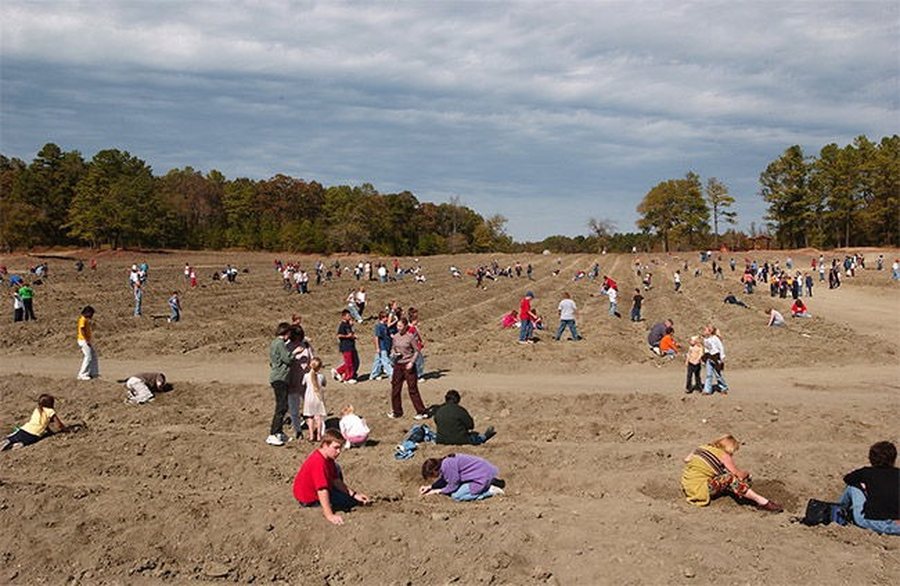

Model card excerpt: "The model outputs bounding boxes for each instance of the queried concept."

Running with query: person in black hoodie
[838,441,899,535]
[433,390,496,445]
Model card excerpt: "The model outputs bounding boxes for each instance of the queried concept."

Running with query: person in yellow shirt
[681,434,782,512]
[77,305,99,380]
[1,394,67,451]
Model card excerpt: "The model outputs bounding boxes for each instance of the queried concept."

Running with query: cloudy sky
[1,1,897,241]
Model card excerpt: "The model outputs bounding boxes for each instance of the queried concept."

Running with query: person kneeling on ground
[434,390,497,445]
[766,307,785,327]
[420,454,505,502]
[123,372,168,404]
[292,429,371,525]
[2,394,69,451]
[836,440,899,535]
[791,299,812,318]
[681,434,782,512]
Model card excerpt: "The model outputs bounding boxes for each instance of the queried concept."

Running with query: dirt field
[1,248,898,585]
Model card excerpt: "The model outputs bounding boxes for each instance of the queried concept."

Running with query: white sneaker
[345,379,357,385]
[265,434,284,446]
[487,485,505,496]
[77,375,91,381]
[330,368,340,381]
[413,413,430,421]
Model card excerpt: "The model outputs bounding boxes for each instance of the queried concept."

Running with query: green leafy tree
[637,172,710,251]
[760,146,813,249]
[0,155,36,251]
[68,149,159,249]
[705,177,736,247]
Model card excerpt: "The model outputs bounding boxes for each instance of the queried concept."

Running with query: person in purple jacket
[419,454,505,501]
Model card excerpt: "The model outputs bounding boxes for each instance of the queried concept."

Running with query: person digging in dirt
[681,434,783,512]
[420,453,505,502]
[292,429,371,525]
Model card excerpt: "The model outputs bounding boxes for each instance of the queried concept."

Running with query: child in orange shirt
[659,327,680,357]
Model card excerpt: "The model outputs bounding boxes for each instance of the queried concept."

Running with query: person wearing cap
[124,372,168,404]
[518,291,538,344]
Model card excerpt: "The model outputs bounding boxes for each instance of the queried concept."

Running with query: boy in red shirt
[293,429,371,525]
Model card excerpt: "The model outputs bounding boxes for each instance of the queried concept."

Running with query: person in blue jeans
[369,311,394,381]
[837,440,900,535]
[554,291,582,341]
[518,291,537,344]
[419,453,505,502]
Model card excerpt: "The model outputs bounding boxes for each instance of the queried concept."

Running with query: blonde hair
[340,404,355,417]
[711,434,740,454]
[689,335,700,345]
[308,358,323,396]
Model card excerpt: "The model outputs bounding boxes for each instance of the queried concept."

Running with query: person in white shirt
[766,308,785,327]
[554,292,582,341]
[607,287,620,318]
[339,405,370,448]
[702,326,728,395]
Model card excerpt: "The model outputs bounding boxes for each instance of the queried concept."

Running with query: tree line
[0,144,512,254]
[1,135,896,254]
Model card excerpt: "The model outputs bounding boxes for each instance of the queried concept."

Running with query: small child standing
[685,335,703,393]
[302,358,327,442]
[339,405,371,449]
[168,291,182,323]
[2,394,67,451]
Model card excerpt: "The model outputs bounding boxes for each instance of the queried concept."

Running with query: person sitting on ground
[419,454,505,502]
[791,298,812,318]
[659,327,680,357]
[2,394,69,451]
[292,428,372,525]
[836,440,899,535]
[647,318,673,355]
[500,310,518,329]
[766,307,785,327]
[681,434,783,512]
[123,372,168,405]
[338,405,370,449]
[434,390,496,445]
[723,294,749,308]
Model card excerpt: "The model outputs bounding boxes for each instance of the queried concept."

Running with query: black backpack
[800,499,850,526]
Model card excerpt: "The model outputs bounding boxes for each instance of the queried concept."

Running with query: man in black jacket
[433,390,496,445]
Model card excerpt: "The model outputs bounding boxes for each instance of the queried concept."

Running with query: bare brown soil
[1,248,898,585]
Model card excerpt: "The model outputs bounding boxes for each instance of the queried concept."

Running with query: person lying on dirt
[292,429,371,525]
[2,394,72,451]
[121,372,168,405]
[681,434,782,512]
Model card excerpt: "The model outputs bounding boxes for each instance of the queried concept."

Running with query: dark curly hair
[868,441,897,468]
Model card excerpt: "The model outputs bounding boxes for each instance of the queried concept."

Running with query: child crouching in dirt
[339,405,370,449]
[2,394,70,451]
[681,434,782,512]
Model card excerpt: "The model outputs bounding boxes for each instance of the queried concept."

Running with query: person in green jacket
[18,283,36,321]
[433,390,496,445]
[267,322,302,446]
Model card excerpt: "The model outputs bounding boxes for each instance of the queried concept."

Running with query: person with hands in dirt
[681,434,782,512]
[292,429,371,525]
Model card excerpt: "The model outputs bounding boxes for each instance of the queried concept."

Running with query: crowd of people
[3,249,897,540]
